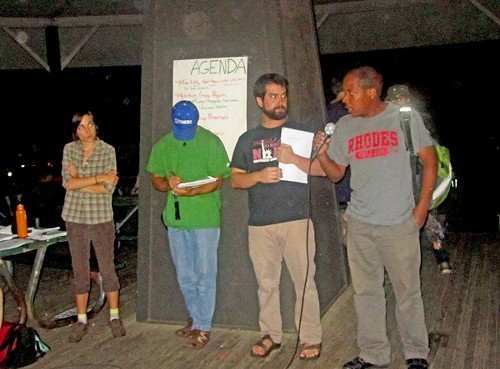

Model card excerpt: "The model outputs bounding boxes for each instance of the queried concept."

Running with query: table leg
[25,247,107,329]
[0,257,27,324]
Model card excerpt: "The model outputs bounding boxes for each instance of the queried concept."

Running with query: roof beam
[0,14,143,28]
[469,0,500,26]
[1,26,49,71]
[314,0,440,29]
[61,25,99,70]
[315,0,440,14]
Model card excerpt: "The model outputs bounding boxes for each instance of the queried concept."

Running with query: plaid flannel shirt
[61,139,116,224]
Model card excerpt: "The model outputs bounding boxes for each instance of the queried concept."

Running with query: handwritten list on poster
[173,56,248,158]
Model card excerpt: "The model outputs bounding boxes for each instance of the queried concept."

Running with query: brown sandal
[187,329,210,349]
[299,342,322,360]
[250,334,281,358]
[175,318,193,337]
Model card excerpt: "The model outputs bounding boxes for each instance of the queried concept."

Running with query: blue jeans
[167,227,220,332]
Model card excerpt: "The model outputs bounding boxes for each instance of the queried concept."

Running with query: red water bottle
[15,204,28,238]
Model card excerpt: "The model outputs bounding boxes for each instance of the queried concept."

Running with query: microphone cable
[283,154,316,369]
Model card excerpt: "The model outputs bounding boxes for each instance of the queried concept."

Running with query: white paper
[29,227,60,235]
[28,227,67,241]
[0,234,16,242]
[279,127,314,184]
[28,232,67,241]
[177,176,217,189]
[0,225,13,235]
[0,238,33,251]
[0,226,16,241]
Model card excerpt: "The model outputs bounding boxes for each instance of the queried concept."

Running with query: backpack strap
[399,106,414,154]
[399,106,420,202]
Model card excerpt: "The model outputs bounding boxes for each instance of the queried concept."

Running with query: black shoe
[343,357,390,369]
[406,358,429,369]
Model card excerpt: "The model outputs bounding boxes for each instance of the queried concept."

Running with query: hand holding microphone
[311,122,336,160]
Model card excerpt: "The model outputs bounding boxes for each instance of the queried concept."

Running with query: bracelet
[95,175,98,184]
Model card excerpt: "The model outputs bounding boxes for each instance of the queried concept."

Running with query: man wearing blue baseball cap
[171,100,200,140]
[146,100,230,349]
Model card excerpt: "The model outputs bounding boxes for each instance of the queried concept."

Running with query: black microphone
[311,122,336,160]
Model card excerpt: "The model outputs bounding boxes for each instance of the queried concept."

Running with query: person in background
[326,77,349,125]
[387,84,453,274]
[62,110,125,343]
[326,77,351,242]
[314,66,434,369]
[146,100,230,349]
[231,73,324,361]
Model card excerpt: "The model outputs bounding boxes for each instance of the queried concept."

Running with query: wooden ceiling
[0,0,498,70]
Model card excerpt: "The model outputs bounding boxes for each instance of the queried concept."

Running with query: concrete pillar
[137,0,348,330]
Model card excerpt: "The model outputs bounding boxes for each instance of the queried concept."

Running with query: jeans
[167,227,220,332]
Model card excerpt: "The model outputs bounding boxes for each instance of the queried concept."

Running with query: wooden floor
[2,231,498,369]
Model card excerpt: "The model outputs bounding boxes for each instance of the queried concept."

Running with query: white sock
[110,308,119,321]
[77,313,87,325]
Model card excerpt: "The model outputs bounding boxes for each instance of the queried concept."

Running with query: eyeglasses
[77,122,95,130]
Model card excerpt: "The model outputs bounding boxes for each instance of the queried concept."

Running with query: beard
[262,105,288,120]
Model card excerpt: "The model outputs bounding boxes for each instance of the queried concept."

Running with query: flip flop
[299,342,322,360]
[250,334,281,358]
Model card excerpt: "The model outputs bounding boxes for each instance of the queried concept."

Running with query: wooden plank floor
[2,231,498,369]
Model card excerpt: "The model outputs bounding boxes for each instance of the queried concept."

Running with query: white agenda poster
[173,56,248,158]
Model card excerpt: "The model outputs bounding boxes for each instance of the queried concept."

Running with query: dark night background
[0,40,498,232]
[321,40,499,233]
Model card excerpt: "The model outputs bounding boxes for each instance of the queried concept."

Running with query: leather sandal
[250,334,281,358]
[186,329,210,349]
[299,342,322,360]
[175,318,193,337]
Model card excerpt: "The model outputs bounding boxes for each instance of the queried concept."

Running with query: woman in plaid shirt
[61,111,125,343]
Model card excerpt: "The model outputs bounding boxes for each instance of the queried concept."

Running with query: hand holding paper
[279,127,313,183]
[177,176,217,189]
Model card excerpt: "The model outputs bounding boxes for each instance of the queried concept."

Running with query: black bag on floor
[0,321,50,368]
